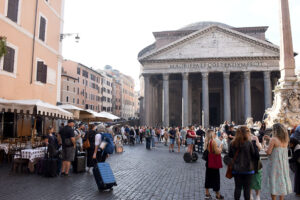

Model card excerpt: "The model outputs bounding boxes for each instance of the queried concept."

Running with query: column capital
[223,72,230,79]
[243,71,251,80]
[263,71,271,79]
[143,73,151,79]
[182,72,189,80]
[163,74,169,81]
[201,72,209,79]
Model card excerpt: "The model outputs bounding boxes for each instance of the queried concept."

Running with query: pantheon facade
[138,22,281,128]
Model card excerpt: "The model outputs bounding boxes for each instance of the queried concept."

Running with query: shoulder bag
[225,148,239,179]
[82,132,90,149]
[208,141,223,169]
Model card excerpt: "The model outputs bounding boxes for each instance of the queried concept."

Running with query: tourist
[135,126,140,144]
[204,129,224,200]
[180,127,187,146]
[196,126,205,153]
[45,126,61,175]
[145,127,151,150]
[175,128,181,153]
[58,119,76,177]
[291,125,300,141]
[169,127,176,152]
[224,121,229,133]
[250,134,263,200]
[164,128,169,146]
[74,123,85,152]
[151,127,156,148]
[93,125,108,162]
[228,126,257,200]
[216,127,221,138]
[186,126,197,155]
[289,138,300,196]
[227,125,236,146]
[160,127,164,142]
[85,124,97,173]
[265,123,292,200]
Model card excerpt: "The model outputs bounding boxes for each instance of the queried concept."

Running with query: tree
[0,36,7,59]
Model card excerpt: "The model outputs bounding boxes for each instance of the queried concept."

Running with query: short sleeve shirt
[169,130,176,139]
[59,126,75,147]
[95,134,102,146]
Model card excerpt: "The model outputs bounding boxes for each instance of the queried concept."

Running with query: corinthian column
[162,74,169,127]
[263,71,272,109]
[144,75,151,126]
[244,72,251,120]
[202,72,209,128]
[223,72,231,122]
[182,73,189,127]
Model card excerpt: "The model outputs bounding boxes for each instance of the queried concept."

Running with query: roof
[179,21,233,31]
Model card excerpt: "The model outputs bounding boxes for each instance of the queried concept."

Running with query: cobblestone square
[0,143,298,200]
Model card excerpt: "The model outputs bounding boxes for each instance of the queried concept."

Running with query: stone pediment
[139,26,280,62]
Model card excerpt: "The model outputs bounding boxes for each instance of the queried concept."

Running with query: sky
[62,0,300,91]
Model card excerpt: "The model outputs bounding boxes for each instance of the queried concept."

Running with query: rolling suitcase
[93,162,117,191]
[43,158,57,177]
[73,152,86,173]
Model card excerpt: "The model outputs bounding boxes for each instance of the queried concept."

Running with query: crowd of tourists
[122,122,300,200]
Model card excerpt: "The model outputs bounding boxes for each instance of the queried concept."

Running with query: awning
[0,99,73,119]
[58,104,85,120]
[80,110,112,122]
[99,111,120,120]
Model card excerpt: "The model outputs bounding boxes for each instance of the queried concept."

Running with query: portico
[138,22,281,127]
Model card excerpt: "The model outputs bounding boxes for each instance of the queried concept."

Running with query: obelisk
[265,0,300,128]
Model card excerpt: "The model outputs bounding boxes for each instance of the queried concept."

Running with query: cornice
[141,56,279,64]
[139,25,280,62]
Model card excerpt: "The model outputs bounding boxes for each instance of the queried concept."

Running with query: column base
[264,79,300,128]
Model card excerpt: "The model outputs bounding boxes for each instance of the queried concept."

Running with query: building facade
[0,0,65,105]
[97,70,113,112]
[138,22,281,127]
[60,72,78,106]
[62,60,102,112]
[112,79,122,117]
[121,74,135,119]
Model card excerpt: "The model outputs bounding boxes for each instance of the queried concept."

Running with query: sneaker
[205,194,212,200]
[60,172,65,177]
[250,193,254,200]
[255,195,260,200]
[216,195,224,200]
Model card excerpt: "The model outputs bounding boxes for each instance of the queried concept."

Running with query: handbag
[202,149,208,161]
[226,148,239,179]
[208,141,223,169]
[83,133,90,149]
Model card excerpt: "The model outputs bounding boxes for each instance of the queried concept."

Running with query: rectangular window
[39,16,47,41]
[82,70,88,78]
[77,88,79,95]
[77,67,80,75]
[36,61,47,84]
[77,99,79,104]
[3,46,15,73]
[73,98,75,103]
[66,96,69,102]
[7,0,19,23]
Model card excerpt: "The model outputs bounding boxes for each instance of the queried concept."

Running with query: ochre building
[138,22,281,128]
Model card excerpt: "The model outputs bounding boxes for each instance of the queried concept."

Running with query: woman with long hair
[204,130,224,200]
[265,123,292,200]
[85,124,97,173]
[175,128,181,153]
[289,138,300,196]
[228,126,257,200]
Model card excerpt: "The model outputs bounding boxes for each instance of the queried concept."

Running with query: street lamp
[60,33,80,43]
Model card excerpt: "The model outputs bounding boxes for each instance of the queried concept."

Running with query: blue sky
[62,0,300,91]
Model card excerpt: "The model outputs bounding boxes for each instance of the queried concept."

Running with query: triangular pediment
[139,26,279,61]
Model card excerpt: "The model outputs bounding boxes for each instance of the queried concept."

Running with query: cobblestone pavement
[0,143,299,200]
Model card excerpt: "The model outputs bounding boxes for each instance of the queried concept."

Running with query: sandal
[216,194,224,200]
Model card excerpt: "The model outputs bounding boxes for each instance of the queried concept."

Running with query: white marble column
[244,72,252,120]
[144,75,151,126]
[162,74,169,127]
[182,73,189,127]
[264,71,272,109]
[202,72,209,128]
[223,72,231,122]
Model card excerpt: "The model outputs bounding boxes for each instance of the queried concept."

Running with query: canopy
[80,109,112,122]
[0,99,73,119]
[99,111,120,120]
[58,104,90,120]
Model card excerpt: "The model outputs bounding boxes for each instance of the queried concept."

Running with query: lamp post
[60,33,80,43]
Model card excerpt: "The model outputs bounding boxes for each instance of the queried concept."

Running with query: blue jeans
[151,137,155,147]
[136,136,140,143]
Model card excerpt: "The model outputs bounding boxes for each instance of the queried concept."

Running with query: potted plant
[0,36,7,59]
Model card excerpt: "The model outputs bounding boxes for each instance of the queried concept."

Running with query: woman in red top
[187,126,197,155]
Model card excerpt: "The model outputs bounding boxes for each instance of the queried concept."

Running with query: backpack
[101,133,115,154]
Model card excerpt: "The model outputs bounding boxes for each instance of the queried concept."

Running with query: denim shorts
[169,138,175,144]
[187,138,194,145]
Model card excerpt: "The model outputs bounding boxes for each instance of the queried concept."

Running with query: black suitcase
[73,155,86,173]
[43,158,57,177]
[183,152,198,163]
[146,138,151,149]
[93,162,117,191]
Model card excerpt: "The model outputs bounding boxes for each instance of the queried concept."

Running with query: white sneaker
[255,195,260,200]
[250,194,254,200]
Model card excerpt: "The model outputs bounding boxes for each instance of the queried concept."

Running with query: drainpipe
[30,0,38,84]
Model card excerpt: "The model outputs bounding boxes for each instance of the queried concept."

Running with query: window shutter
[39,17,46,41]
[42,64,47,84]
[3,46,15,73]
[36,61,44,82]
[7,0,19,22]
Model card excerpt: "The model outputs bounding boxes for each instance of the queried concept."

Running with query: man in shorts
[169,127,176,152]
[58,119,76,176]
